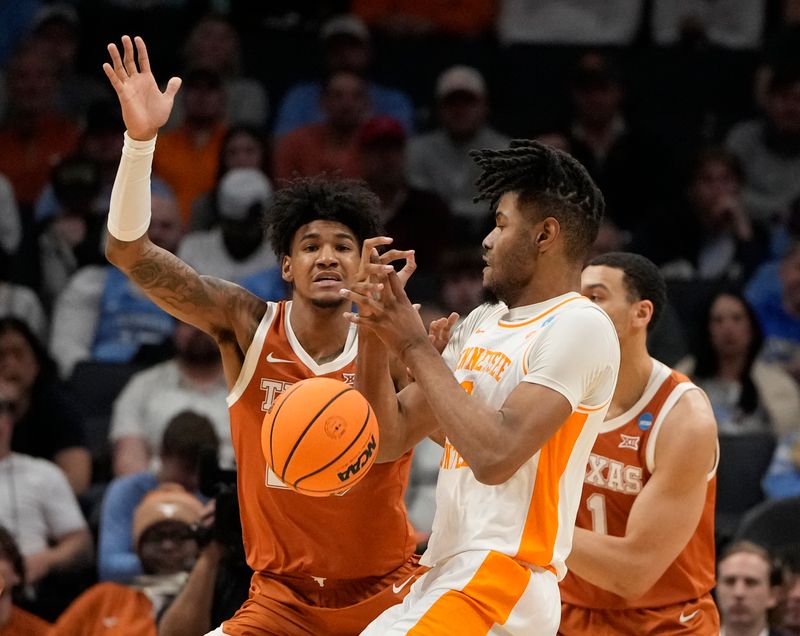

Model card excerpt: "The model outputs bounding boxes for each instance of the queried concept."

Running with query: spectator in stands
[652,147,769,283]
[0,247,46,341]
[35,99,125,225]
[726,64,800,224]
[189,125,268,231]
[438,248,486,320]
[763,427,800,500]
[680,291,800,437]
[0,526,49,635]
[178,168,276,282]
[0,377,92,587]
[49,184,182,378]
[170,14,268,130]
[408,65,509,244]
[154,69,227,223]
[0,40,80,211]
[110,321,231,476]
[717,541,786,636]
[100,412,217,582]
[652,0,765,49]
[28,3,109,120]
[273,70,369,181]
[358,115,453,284]
[746,241,800,383]
[54,484,204,635]
[273,14,414,137]
[0,318,90,493]
[38,156,107,307]
[568,51,674,232]
[784,553,800,635]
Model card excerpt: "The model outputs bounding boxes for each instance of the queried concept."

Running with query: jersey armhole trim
[645,383,699,474]
[226,303,277,407]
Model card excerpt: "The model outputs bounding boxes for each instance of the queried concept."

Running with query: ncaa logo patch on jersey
[541,315,557,328]
[638,412,654,431]
[618,434,640,450]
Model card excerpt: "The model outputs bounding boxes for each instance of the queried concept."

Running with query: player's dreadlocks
[471,139,605,260]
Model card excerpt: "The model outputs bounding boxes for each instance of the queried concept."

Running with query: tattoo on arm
[129,249,214,311]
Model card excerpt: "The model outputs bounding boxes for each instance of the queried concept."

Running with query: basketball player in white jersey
[341,140,621,635]
[560,252,719,635]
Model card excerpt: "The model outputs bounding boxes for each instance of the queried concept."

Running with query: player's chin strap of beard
[107,131,156,241]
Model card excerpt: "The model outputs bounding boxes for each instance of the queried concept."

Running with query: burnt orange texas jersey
[560,360,717,609]
[227,301,416,580]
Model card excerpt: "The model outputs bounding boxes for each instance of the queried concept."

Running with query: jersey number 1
[586,493,608,535]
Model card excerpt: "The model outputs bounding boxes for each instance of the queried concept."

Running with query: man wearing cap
[274,14,414,138]
[359,115,453,285]
[51,484,204,636]
[408,65,509,244]
[178,167,277,283]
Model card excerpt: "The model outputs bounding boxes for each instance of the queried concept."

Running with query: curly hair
[588,252,667,331]
[471,139,604,260]
[267,177,382,258]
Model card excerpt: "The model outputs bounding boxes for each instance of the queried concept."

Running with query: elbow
[472,457,517,486]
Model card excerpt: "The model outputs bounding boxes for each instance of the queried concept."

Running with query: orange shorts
[559,593,720,635]
[219,555,424,636]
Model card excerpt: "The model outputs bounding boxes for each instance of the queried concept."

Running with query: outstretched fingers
[121,35,139,76]
[133,36,150,73]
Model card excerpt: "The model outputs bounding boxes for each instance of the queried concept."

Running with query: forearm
[158,544,221,636]
[55,448,91,494]
[356,330,407,462]
[49,530,93,574]
[402,342,507,483]
[567,528,655,599]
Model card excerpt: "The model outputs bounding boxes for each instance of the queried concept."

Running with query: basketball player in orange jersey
[102,35,424,636]
[559,252,720,635]
[341,140,621,635]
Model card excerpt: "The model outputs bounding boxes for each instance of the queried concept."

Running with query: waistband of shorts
[253,555,419,592]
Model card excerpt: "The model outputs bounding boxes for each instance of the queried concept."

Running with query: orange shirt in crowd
[153,123,226,224]
[0,115,81,208]
[0,606,50,636]
[50,582,157,636]
[273,124,362,182]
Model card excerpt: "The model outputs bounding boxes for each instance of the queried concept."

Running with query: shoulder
[655,385,717,465]
[15,454,68,484]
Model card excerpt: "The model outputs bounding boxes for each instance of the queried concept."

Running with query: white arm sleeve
[523,306,619,409]
[107,132,156,241]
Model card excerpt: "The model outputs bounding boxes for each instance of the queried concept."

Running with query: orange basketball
[261,377,379,497]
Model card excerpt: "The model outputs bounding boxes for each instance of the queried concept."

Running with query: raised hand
[102,35,182,141]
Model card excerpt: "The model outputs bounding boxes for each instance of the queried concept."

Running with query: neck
[0,445,9,460]
[327,125,358,145]
[717,354,746,381]
[608,337,652,419]
[446,128,479,145]
[289,298,351,364]
[504,260,582,308]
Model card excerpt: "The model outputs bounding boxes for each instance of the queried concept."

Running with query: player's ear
[635,299,654,328]
[535,217,560,252]
[281,255,293,283]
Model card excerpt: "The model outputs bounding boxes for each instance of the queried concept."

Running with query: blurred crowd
[2,1,800,633]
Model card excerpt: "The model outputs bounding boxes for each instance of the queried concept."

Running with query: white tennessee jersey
[423,292,620,579]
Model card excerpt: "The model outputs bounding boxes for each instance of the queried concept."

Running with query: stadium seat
[715,432,777,543]
[735,495,800,558]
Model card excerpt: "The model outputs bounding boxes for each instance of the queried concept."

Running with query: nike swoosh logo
[266,352,294,364]
[392,576,415,594]
[679,609,700,623]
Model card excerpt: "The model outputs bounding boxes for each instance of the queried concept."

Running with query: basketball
[261,378,380,497]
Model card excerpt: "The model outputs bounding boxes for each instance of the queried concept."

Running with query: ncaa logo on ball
[337,435,377,483]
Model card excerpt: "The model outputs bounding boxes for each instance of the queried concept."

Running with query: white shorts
[360,550,560,636]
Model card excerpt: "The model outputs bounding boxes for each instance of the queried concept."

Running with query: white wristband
[107,131,157,241]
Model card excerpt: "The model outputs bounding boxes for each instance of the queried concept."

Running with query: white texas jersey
[423,293,620,580]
